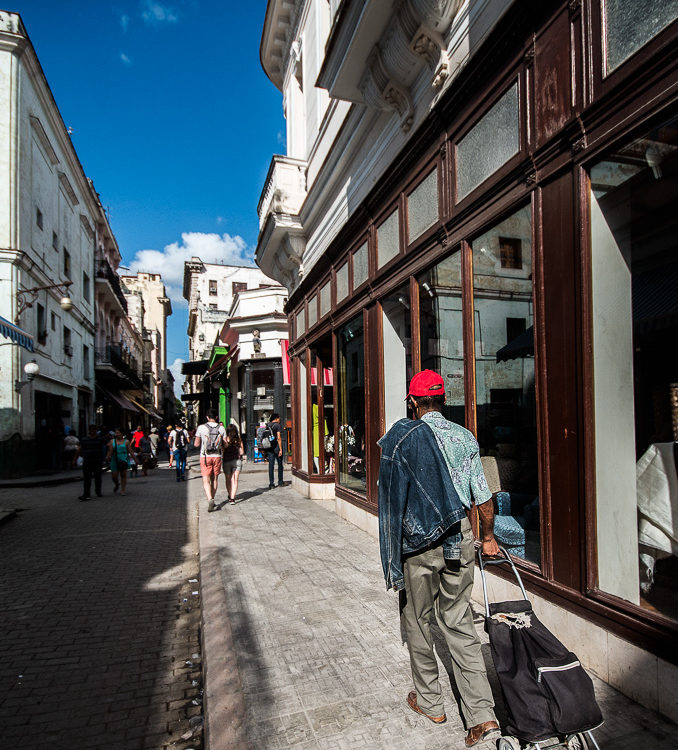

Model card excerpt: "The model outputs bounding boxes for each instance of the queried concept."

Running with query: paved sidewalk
[0,459,204,749]
[200,465,678,750]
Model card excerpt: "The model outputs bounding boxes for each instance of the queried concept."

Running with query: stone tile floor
[199,465,678,749]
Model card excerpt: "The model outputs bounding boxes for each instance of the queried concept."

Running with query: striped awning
[0,315,35,352]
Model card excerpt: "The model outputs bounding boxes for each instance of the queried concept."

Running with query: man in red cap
[377,369,500,747]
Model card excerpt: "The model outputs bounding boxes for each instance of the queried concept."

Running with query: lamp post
[16,281,73,324]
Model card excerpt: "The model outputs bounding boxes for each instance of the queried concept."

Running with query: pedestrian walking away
[165,424,174,467]
[169,423,189,482]
[258,413,283,488]
[106,427,132,496]
[222,423,245,503]
[73,424,107,500]
[194,408,225,512]
[377,369,501,748]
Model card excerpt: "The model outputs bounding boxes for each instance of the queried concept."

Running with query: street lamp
[15,359,40,392]
[16,281,73,323]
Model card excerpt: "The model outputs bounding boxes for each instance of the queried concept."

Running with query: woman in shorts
[106,427,131,496]
[222,424,244,504]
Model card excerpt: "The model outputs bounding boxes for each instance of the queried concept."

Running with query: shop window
[209,279,218,296]
[353,241,369,288]
[336,315,366,492]
[590,114,678,620]
[308,294,317,329]
[407,167,439,243]
[472,204,539,564]
[296,307,306,337]
[602,0,678,74]
[336,261,349,301]
[418,249,465,426]
[500,237,522,269]
[382,284,412,431]
[456,83,519,201]
[320,279,331,318]
[377,209,400,269]
[310,350,334,476]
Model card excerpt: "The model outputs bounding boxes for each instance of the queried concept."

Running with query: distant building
[181,257,278,423]
[120,271,174,422]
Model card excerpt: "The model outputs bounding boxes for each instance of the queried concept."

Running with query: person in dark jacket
[74,424,106,501]
[377,369,500,748]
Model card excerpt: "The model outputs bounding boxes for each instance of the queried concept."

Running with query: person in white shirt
[193,408,226,512]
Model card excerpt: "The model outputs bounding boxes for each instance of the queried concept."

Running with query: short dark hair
[270,412,280,421]
[88,424,98,432]
[206,408,218,420]
[412,394,445,410]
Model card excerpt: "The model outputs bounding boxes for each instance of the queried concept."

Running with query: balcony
[257,155,307,231]
[95,344,142,388]
[95,259,128,313]
[255,155,307,292]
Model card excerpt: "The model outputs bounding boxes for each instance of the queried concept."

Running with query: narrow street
[0,459,204,750]
[3,459,678,749]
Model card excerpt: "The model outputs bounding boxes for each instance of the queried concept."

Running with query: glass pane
[408,168,439,243]
[603,0,678,73]
[336,315,366,492]
[472,204,539,564]
[457,83,520,201]
[310,353,320,474]
[323,362,335,475]
[353,241,368,289]
[296,307,305,337]
[590,114,678,620]
[308,295,317,329]
[418,249,465,426]
[320,280,331,318]
[336,262,349,301]
[377,209,400,269]
[382,284,412,431]
[298,357,308,473]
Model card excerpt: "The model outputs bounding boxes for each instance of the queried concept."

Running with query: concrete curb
[199,499,250,749]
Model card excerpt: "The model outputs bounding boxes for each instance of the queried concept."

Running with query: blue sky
[14,0,284,388]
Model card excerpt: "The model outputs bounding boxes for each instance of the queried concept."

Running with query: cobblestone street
[201,464,678,750]
[0,459,204,749]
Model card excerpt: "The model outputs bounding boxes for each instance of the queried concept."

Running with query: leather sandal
[406,691,446,724]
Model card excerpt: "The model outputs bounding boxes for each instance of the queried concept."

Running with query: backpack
[257,424,274,450]
[174,429,187,449]
[205,422,222,455]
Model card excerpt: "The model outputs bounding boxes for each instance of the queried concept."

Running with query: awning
[0,315,35,352]
[496,326,534,363]
[98,386,140,413]
[207,354,228,375]
[127,398,152,416]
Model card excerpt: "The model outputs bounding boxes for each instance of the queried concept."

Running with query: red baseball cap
[405,369,445,399]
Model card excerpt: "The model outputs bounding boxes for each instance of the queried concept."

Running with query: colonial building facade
[257,0,678,720]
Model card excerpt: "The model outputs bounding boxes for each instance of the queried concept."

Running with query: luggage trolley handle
[477,545,529,618]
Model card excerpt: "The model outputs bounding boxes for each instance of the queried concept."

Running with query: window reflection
[310,342,334,475]
[472,205,540,564]
[591,114,678,620]
[382,284,412,431]
[336,316,366,492]
[418,249,465,426]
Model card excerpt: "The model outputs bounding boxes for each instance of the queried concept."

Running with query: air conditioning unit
[64,344,73,356]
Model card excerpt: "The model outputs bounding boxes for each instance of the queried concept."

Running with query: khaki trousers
[400,518,496,727]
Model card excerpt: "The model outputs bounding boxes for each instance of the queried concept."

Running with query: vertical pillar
[245,363,254,461]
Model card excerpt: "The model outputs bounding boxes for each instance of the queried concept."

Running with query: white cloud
[169,357,185,396]
[128,231,254,305]
[120,52,132,66]
[120,13,130,31]
[141,1,178,25]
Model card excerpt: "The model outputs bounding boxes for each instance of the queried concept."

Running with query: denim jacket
[377,418,467,592]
